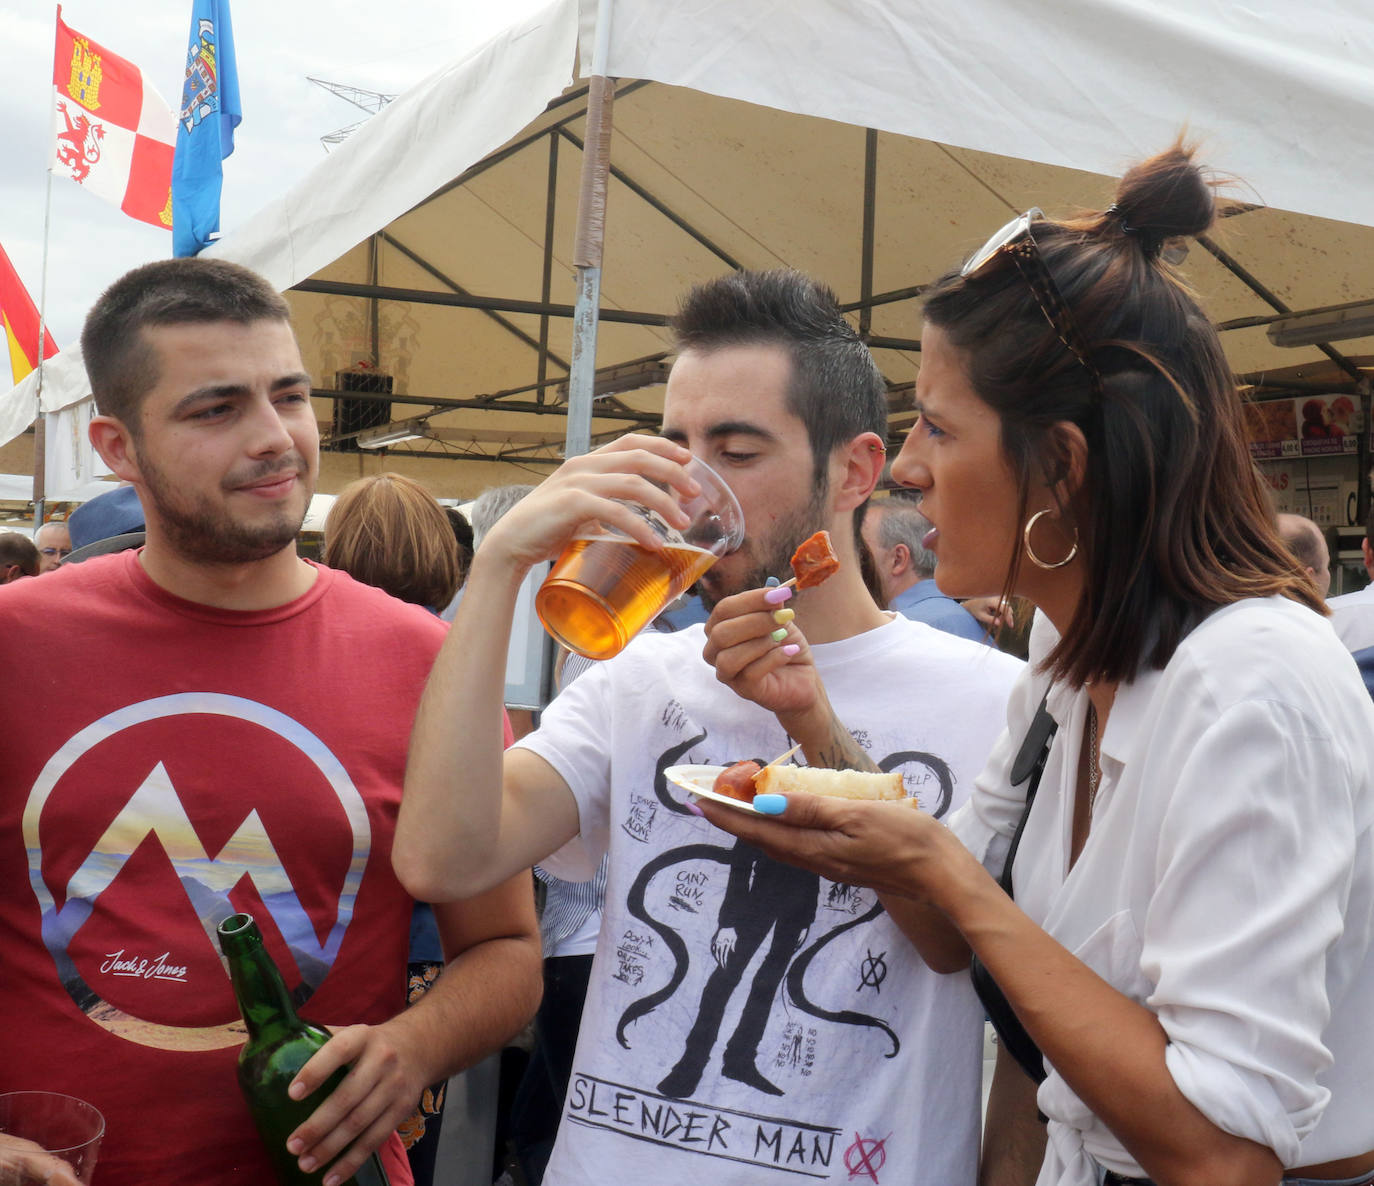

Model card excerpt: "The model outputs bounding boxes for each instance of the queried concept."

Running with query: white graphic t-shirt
[518,614,1023,1186]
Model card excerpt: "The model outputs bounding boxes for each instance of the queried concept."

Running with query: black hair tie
[1106,204,1166,259]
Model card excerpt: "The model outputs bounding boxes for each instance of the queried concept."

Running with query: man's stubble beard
[137,450,314,566]
[697,482,830,611]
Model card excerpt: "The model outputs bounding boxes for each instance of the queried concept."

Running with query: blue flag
[172,0,241,257]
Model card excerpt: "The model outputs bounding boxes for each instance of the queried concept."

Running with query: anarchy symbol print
[844,1132,891,1183]
[856,948,888,993]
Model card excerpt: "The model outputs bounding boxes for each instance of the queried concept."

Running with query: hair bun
[1108,139,1215,255]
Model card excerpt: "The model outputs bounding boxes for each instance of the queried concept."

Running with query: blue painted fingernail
[781,643,800,657]
[764,585,793,605]
[753,794,787,815]
[765,575,780,587]
[685,797,705,817]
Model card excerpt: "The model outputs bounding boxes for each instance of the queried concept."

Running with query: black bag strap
[999,691,1057,895]
[969,690,1056,1085]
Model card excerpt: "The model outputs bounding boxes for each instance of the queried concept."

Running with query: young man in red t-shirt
[0,258,540,1186]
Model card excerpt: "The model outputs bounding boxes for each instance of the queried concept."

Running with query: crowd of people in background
[3,139,1374,1186]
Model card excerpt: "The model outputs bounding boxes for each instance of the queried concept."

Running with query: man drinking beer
[397,270,1022,1186]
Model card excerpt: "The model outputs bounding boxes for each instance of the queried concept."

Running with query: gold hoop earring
[1024,508,1078,570]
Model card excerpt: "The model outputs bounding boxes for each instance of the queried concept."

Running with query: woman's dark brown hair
[323,473,460,612]
[921,140,1323,688]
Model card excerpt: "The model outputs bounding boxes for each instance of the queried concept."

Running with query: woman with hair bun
[698,143,1374,1186]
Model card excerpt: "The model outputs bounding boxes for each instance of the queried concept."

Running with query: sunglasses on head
[962,208,1104,398]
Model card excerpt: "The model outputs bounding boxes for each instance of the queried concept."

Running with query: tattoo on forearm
[816,716,881,774]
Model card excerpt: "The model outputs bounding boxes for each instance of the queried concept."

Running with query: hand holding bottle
[284,1022,432,1185]
[217,913,394,1186]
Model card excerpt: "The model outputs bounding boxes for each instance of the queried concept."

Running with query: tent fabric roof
[280,75,1374,470]
[4,0,1372,473]
[587,0,1374,230]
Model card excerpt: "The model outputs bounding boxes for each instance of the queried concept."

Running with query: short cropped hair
[323,473,460,612]
[671,270,888,482]
[81,257,292,430]
[0,532,40,577]
[870,499,937,580]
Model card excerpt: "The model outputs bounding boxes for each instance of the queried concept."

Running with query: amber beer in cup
[536,456,744,659]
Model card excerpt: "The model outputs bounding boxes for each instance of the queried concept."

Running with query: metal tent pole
[564,0,616,461]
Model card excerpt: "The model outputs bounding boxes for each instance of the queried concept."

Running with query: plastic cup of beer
[535,455,744,659]
[0,1091,105,1184]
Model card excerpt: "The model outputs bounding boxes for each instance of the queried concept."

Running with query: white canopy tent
[588,0,1374,229]
[3,0,1372,497]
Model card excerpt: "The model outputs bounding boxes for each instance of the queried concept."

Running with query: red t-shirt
[0,553,453,1185]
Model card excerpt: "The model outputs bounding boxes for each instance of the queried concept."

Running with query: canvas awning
[4,0,1371,494]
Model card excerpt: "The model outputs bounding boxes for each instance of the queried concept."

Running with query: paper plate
[664,763,764,814]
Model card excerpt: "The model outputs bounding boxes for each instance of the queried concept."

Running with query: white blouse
[951,598,1374,1186]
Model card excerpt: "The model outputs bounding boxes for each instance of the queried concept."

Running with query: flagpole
[32,7,60,530]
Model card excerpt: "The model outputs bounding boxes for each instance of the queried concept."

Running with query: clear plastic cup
[0,1091,105,1184]
[535,455,744,659]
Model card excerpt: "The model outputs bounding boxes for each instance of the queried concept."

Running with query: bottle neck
[218,914,302,1042]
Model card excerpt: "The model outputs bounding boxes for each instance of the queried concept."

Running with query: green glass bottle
[217,913,391,1186]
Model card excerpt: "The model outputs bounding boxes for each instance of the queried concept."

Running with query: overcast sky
[0,0,548,382]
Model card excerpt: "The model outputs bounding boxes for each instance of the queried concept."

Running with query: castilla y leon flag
[0,243,58,386]
[51,6,177,230]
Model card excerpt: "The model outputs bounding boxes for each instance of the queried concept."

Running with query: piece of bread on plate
[752,765,906,801]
